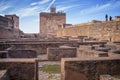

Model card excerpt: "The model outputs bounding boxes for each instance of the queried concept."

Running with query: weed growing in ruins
[40,64,61,74]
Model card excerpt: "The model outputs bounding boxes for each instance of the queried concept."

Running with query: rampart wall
[57,21,120,42]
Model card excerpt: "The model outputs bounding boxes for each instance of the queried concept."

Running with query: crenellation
[40,7,66,38]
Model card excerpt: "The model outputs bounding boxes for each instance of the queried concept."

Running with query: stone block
[47,47,77,61]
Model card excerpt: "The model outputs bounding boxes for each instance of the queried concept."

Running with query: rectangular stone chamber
[61,57,120,80]
[47,47,77,61]
[0,59,36,80]
[8,50,37,58]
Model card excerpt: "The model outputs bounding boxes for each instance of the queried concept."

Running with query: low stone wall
[108,50,120,57]
[61,57,120,80]
[0,70,9,80]
[0,59,36,80]
[100,75,120,80]
[77,48,108,58]
[8,50,37,58]
[47,47,77,61]
[0,51,8,58]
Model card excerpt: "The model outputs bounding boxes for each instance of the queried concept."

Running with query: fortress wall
[57,21,120,42]
[57,25,89,37]
[0,29,14,39]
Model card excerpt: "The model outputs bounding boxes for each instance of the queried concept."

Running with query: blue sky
[0,0,120,33]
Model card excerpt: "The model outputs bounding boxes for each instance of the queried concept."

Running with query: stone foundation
[77,48,108,57]
[8,50,37,58]
[0,59,36,80]
[47,47,77,61]
[61,57,120,80]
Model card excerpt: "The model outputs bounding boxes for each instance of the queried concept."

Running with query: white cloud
[57,5,79,12]
[10,6,43,18]
[0,5,10,12]
[79,0,120,15]
[45,0,56,11]
[80,3,111,15]
[0,1,11,13]
[30,0,51,6]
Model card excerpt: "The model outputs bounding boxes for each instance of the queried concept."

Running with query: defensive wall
[57,21,120,42]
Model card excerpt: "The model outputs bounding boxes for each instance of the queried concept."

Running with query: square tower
[40,7,66,38]
[5,15,19,38]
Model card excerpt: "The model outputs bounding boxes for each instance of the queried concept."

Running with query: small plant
[40,64,61,74]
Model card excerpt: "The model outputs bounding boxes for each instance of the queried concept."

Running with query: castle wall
[57,21,120,42]
[5,15,19,38]
[0,28,14,39]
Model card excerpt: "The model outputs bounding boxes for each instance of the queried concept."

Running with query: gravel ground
[38,54,61,80]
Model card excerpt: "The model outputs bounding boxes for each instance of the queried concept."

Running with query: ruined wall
[12,44,59,55]
[0,59,36,80]
[8,50,37,58]
[61,57,120,80]
[47,47,76,61]
[5,15,19,38]
[57,21,120,42]
[40,12,66,38]
[0,29,14,39]
[77,49,108,58]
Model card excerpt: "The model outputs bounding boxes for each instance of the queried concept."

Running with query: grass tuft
[40,64,61,74]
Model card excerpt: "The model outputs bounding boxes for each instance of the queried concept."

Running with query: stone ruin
[0,38,120,80]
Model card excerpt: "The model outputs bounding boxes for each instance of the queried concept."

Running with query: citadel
[0,7,120,80]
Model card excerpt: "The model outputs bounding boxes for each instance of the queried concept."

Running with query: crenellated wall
[57,21,120,42]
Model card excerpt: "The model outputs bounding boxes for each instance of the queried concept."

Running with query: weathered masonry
[40,7,66,38]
